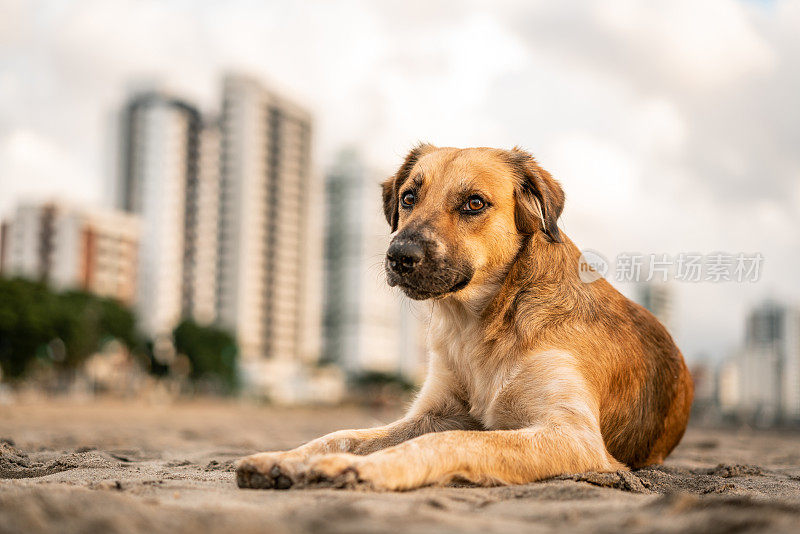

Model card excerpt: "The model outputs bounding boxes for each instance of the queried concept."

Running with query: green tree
[172,319,238,393]
[0,278,55,378]
[0,277,140,380]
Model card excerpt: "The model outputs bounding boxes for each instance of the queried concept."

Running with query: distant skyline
[1,0,798,361]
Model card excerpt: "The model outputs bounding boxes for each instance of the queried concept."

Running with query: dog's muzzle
[385,234,472,300]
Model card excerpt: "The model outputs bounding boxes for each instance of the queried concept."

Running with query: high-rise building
[782,312,800,421]
[736,344,782,423]
[0,221,9,273]
[0,202,139,304]
[635,282,674,332]
[183,118,221,325]
[717,357,741,412]
[720,301,800,424]
[323,150,427,380]
[745,302,800,421]
[118,91,202,336]
[216,74,313,368]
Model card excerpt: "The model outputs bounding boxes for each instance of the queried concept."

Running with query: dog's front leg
[236,410,476,489]
[301,425,625,490]
[237,357,477,489]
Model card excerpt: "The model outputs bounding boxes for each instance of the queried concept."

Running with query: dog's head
[382,144,565,301]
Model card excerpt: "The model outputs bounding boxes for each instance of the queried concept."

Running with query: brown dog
[236,145,693,490]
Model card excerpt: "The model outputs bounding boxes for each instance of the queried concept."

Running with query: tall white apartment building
[323,150,427,381]
[782,310,800,421]
[216,75,313,366]
[635,282,674,333]
[736,345,782,423]
[744,302,800,422]
[183,118,221,325]
[0,202,139,305]
[721,301,800,424]
[119,92,201,336]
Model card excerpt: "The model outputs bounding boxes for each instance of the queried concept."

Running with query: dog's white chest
[431,310,524,429]
[463,357,526,429]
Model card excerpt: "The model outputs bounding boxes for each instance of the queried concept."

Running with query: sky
[1,0,798,362]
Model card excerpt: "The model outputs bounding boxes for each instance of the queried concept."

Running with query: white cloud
[548,133,640,215]
[594,0,775,88]
[0,130,97,216]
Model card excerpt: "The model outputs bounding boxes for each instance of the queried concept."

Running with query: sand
[1,400,800,534]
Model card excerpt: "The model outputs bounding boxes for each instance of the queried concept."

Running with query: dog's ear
[507,148,565,243]
[381,177,399,232]
[381,143,435,231]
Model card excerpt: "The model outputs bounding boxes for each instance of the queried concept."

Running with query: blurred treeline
[0,277,238,393]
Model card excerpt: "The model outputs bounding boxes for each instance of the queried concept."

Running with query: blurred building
[118,92,202,336]
[184,118,221,325]
[635,282,674,333]
[0,222,7,275]
[719,301,800,425]
[688,358,720,425]
[0,202,139,304]
[689,359,715,405]
[115,77,325,400]
[323,150,427,381]
[717,357,741,412]
[746,302,800,422]
[216,74,314,374]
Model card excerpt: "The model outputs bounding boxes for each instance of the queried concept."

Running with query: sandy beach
[2,399,800,534]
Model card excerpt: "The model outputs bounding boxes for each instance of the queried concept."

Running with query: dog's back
[485,233,694,468]
[592,286,694,467]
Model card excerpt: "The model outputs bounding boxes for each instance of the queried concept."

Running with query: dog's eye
[462,196,486,212]
[401,192,415,208]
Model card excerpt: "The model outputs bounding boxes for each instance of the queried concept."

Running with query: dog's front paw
[303,453,408,490]
[236,452,306,490]
[303,453,364,489]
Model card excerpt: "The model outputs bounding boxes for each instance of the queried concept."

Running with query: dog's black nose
[387,241,424,275]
